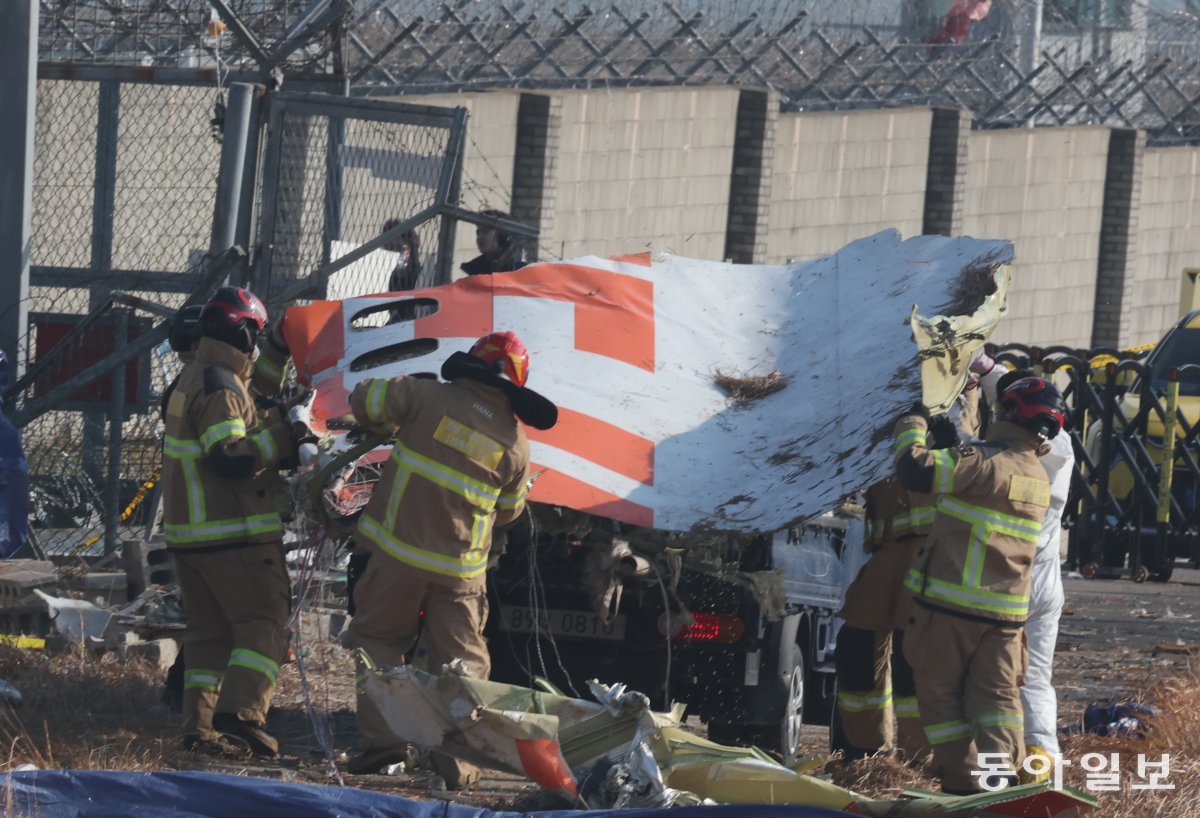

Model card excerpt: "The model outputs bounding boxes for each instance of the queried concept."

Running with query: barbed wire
[35,1,1200,145]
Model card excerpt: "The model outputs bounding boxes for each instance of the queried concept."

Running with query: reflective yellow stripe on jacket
[905,495,1040,618]
[201,419,247,452]
[165,435,206,525]
[360,442,502,579]
[163,432,283,544]
[893,427,925,461]
[891,505,935,538]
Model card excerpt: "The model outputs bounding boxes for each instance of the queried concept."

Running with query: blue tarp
[5,770,853,818]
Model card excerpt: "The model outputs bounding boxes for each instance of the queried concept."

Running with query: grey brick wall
[1129,146,1200,345]
[723,89,777,264]
[510,92,561,263]
[1091,128,1145,349]
[922,107,969,237]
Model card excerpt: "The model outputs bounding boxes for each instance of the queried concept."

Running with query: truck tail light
[658,612,745,644]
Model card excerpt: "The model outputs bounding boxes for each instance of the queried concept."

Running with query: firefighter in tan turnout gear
[344,331,557,786]
[896,376,1065,794]
[835,414,959,762]
[162,286,302,757]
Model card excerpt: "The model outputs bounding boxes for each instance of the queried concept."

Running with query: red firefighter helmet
[200,286,268,353]
[999,376,1066,439]
[469,331,530,387]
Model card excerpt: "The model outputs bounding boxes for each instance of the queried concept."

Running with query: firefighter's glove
[969,347,996,376]
[288,390,316,439]
[928,413,960,450]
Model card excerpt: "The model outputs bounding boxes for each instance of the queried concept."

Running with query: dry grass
[829,753,936,800]
[0,637,360,774]
[0,642,1194,817]
[0,645,174,771]
[712,369,788,405]
[1048,669,1200,818]
[833,666,1200,817]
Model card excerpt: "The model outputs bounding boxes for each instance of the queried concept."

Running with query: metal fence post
[435,107,469,285]
[233,85,266,287]
[322,113,347,298]
[210,83,258,257]
[104,309,128,555]
[1089,363,1119,572]
[0,0,36,374]
[85,81,122,497]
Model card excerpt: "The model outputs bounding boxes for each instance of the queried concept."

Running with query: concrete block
[0,607,53,638]
[122,637,180,672]
[0,561,58,609]
[122,538,177,598]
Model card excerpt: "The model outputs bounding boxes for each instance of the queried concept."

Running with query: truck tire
[776,649,805,765]
[1151,562,1174,583]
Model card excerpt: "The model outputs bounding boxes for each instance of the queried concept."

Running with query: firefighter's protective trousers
[836,476,932,759]
[175,544,291,737]
[903,603,1025,791]
[349,558,491,783]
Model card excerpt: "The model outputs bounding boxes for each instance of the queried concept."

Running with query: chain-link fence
[16,78,222,556]
[38,1,1200,148]
[15,77,467,556]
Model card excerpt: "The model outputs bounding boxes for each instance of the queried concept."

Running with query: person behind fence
[460,209,526,277]
[342,331,556,786]
[896,377,1063,794]
[382,218,423,293]
[161,286,309,758]
[970,353,1075,783]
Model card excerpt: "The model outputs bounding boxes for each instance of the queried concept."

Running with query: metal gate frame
[252,90,469,308]
[994,342,1200,583]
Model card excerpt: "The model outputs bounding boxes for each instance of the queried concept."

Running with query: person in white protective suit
[970,351,1074,781]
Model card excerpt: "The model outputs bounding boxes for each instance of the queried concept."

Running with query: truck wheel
[778,651,805,765]
[1151,562,1174,583]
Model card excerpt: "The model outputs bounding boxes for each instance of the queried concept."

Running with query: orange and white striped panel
[284,230,1013,533]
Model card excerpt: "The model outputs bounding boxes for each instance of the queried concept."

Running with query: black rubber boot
[212,712,280,757]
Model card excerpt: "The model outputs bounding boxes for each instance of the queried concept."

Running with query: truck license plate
[500,606,626,640]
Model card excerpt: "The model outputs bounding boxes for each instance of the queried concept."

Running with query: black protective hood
[441,351,558,431]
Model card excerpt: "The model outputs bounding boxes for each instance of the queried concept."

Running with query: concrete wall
[962,127,1111,348]
[766,107,931,263]
[1132,147,1200,344]
[32,79,1200,353]
[545,86,740,261]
